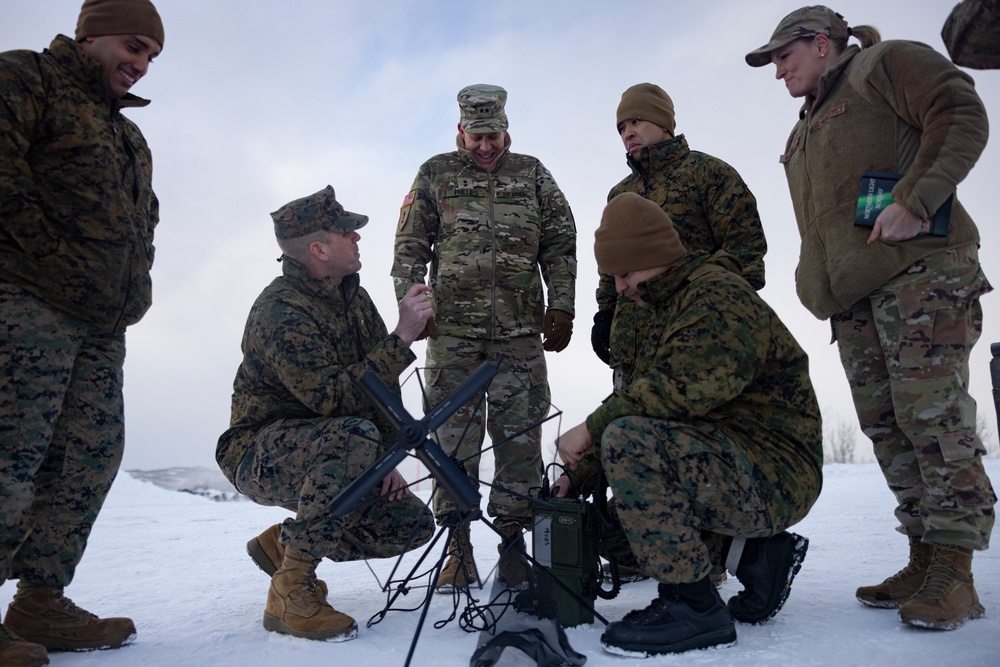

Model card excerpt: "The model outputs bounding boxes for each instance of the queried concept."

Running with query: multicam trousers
[601,417,779,584]
[425,335,549,527]
[235,416,433,561]
[0,281,125,587]
[832,244,996,550]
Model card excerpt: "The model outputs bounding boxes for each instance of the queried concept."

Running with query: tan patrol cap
[745,5,849,67]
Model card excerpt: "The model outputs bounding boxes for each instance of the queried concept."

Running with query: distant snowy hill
[127,466,244,501]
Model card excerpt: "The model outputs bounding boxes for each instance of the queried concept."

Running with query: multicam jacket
[0,35,158,333]
[392,136,576,340]
[782,41,987,320]
[216,258,416,484]
[598,136,766,370]
[581,252,822,528]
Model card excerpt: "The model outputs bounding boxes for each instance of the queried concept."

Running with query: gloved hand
[590,309,613,365]
[415,316,439,341]
[542,309,573,352]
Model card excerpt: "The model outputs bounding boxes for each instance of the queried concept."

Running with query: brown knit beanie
[76,0,165,48]
[595,193,686,275]
[616,83,675,134]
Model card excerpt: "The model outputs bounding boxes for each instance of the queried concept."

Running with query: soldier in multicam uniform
[589,83,768,587]
[216,186,435,643]
[0,1,164,664]
[392,84,577,592]
[746,5,996,631]
[942,0,1000,69]
[557,193,822,656]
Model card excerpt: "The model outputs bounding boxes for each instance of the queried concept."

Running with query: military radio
[530,495,601,627]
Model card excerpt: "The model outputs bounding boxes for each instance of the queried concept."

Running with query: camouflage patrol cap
[745,5,849,67]
[270,185,368,240]
[458,84,509,134]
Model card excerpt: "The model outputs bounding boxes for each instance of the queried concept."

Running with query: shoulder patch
[401,191,416,208]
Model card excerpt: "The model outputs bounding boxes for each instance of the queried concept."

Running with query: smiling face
[771,35,830,99]
[618,119,672,158]
[80,33,161,98]
[459,128,506,169]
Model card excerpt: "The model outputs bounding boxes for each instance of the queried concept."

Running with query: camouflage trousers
[234,416,434,561]
[0,281,125,587]
[832,244,996,550]
[425,335,549,527]
[601,416,777,584]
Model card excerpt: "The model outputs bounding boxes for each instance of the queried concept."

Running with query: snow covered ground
[2,460,998,666]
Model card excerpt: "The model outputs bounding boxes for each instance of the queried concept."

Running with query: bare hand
[555,423,593,470]
[394,284,433,344]
[379,468,408,502]
[867,203,924,244]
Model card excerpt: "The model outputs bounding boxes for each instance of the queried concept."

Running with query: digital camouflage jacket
[599,136,766,370]
[393,136,576,340]
[0,35,158,333]
[216,258,416,484]
[581,252,822,529]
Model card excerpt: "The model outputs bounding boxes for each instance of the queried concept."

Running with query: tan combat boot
[898,545,985,630]
[856,536,933,608]
[247,525,329,597]
[4,585,135,651]
[263,552,357,641]
[0,622,48,667]
[497,523,532,591]
[435,523,479,592]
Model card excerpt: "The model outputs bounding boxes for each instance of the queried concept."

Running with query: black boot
[728,531,808,624]
[600,577,736,656]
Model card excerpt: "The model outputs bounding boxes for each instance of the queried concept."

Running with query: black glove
[590,309,613,365]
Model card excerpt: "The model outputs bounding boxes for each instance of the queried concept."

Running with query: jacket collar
[280,256,360,308]
[634,250,743,307]
[48,34,151,111]
[454,132,512,173]
[799,44,859,119]
[625,133,689,180]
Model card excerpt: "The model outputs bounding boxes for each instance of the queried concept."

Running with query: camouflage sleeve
[0,52,46,244]
[255,296,416,419]
[391,164,437,302]
[701,161,767,290]
[595,273,618,313]
[584,274,771,437]
[536,162,577,315]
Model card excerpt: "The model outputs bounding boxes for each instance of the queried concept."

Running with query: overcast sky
[4,1,998,474]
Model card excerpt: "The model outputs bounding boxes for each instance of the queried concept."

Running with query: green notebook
[854,171,952,237]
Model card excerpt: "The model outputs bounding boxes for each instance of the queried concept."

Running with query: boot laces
[49,591,97,621]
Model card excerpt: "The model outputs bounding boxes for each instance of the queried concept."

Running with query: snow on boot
[435,522,479,592]
[727,531,808,624]
[601,578,737,656]
[0,622,48,666]
[856,535,933,609]
[496,523,532,591]
[4,586,135,651]
[263,553,357,642]
[898,545,985,630]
